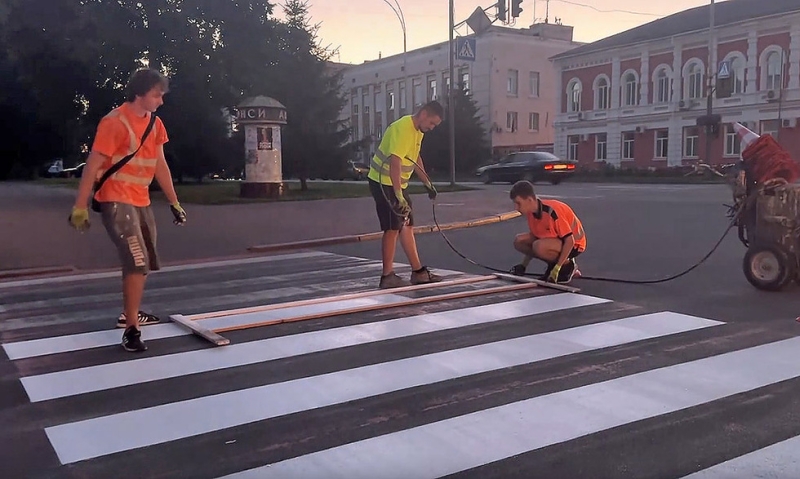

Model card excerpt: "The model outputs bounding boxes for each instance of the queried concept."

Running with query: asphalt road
[325,181,800,323]
[4,181,800,478]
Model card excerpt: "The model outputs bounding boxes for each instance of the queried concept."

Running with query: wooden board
[492,272,581,293]
[170,314,231,346]
[212,282,540,333]
[188,275,499,321]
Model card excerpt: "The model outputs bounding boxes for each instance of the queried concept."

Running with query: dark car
[475,151,577,185]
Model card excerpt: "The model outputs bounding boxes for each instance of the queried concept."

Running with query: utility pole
[704,0,716,165]
[448,0,456,186]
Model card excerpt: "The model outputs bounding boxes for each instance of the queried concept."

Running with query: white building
[335,21,582,164]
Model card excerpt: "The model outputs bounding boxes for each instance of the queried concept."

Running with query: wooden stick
[492,272,581,293]
[170,314,231,346]
[187,274,499,321]
[212,282,539,333]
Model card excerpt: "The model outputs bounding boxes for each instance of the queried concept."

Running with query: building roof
[551,0,800,61]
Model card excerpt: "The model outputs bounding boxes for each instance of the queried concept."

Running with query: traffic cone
[733,122,760,151]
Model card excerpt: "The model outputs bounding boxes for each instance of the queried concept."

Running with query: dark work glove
[424,182,437,200]
[510,264,526,276]
[170,202,187,225]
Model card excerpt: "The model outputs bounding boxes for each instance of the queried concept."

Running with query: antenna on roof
[545,0,550,23]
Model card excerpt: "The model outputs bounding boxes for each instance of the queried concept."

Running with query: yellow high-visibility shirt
[368,115,423,188]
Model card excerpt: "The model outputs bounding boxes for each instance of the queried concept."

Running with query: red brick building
[550,0,800,170]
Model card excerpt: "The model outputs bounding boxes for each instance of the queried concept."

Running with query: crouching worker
[509,180,586,284]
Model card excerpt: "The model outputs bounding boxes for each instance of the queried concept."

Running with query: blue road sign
[456,37,476,62]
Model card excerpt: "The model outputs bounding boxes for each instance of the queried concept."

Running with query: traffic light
[511,0,523,18]
[496,0,506,22]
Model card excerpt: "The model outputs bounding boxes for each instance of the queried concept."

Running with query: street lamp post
[448,0,456,186]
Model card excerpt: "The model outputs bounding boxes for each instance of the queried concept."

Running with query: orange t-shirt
[91,102,169,207]
[526,199,587,251]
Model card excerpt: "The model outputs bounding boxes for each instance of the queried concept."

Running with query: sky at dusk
[287,0,717,64]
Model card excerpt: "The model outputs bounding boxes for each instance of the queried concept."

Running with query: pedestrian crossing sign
[456,37,476,62]
[718,60,731,79]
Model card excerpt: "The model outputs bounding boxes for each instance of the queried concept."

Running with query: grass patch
[31,178,474,205]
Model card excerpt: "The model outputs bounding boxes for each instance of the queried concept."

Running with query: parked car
[475,151,577,185]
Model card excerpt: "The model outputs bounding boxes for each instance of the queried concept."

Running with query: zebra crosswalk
[1,250,800,478]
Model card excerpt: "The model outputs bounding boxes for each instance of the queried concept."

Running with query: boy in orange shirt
[69,68,186,352]
[508,180,586,284]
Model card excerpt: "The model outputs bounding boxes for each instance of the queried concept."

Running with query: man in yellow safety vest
[367,101,444,289]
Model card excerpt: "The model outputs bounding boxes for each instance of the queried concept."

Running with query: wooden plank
[187,274,498,321]
[212,282,540,333]
[170,314,231,346]
[492,272,581,293]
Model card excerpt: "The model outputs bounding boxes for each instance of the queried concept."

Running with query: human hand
[68,207,90,232]
[548,263,562,283]
[424,182,437,200]
[170,202,187,225]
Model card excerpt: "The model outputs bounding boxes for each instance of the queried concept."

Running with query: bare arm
[73,151,109,209]
[414,155,432,185]
[556,235,575,267]
[389,154,403,196]
[154,145,179,204]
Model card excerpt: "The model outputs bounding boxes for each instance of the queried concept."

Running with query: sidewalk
[0,183,520,272]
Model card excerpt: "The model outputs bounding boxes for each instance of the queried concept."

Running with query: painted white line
[221,336,800,479]
[44,311,722,464]
[681,434,800,478]
[20,294,610,401]
[0,251,335,289]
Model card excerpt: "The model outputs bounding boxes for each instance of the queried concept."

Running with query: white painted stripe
[3,292,408,361]
[221,336,800,479]
[20,294,610,401]
[0,262,387,313]
[0,251,335,289]
[681,434,800,478]
[44,311,722,464]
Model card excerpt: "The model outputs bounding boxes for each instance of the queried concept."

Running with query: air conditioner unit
[678,100,688,110]
[635,126,644,133]
[576,112,584,120]
[580,133,589,141]
[766,90,780,101]
[782,118,797,128]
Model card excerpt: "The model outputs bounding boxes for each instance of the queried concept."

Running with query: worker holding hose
[509,180,585,284]
[367,101,444,289]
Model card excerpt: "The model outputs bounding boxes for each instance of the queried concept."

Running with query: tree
[420,86,491,178]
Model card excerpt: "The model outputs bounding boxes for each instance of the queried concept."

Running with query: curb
[247,210,522,253]
[0,265,77,280]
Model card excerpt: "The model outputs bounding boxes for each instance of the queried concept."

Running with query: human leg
[369,179,409,288]
[101,203,154,351]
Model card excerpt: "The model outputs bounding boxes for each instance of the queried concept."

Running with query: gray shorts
[100,202,161,275]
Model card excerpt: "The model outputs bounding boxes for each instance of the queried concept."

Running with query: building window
[622,132,635,160]
[683,126,699,158]
[766,51,783,91]
[568,136,579,160]
[459,69,470,92]
[656,69,670,103]
[595,77,610,110]
[567,79,581,112]
[596,133,607,161]
[729,56,745,94]
[655,130,669,158]
[412,78,423,107]
[687,62,703,99]
[387,91,395,111]
[623,72,638,106]
[506,111,518,132]
[529,72,540,97]
[399,81,407,110]
[761,119,780,138]
[725,124,741,157]
[528,112,539,131]
[507,69,519,96]
[428,77,437,101]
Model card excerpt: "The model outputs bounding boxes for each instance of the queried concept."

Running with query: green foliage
[0,0,354,183]
[420,86,491,178]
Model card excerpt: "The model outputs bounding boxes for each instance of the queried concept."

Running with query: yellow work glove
[394,190,411,216]
[548,263,562,283]
[170,202,187,225]
[68,207,90,232]
[424,181,437,200]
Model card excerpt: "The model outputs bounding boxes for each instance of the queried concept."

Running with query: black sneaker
[557,259,577,283]
[122,326,147,352]
[117,311,160,328]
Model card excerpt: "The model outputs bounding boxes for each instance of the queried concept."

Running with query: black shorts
[100,202,161,275]
[369,179,414,231]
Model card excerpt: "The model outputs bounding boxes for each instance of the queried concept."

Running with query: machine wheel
[742,243,796,291]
